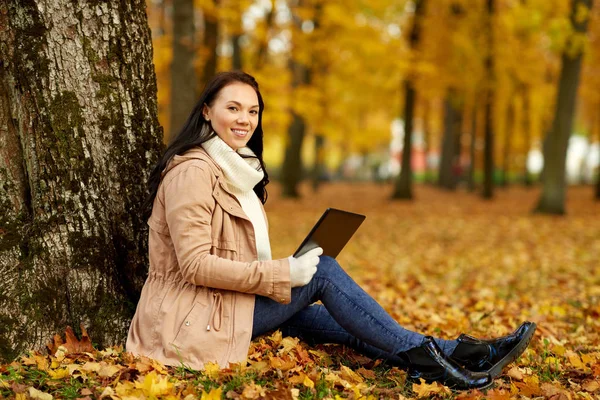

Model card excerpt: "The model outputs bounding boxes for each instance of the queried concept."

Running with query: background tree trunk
[0,0,163,361]
[200,3,219,91]
[522,84,533,186]
[170,0,196,141]
[467,100,478,191]
[483,0,495,199]
[311,135,325,192]
[281,0,314,198]
[535,0,593,214]
[499,101,514,187]
[392,0,426,200]
[438,91,462,190]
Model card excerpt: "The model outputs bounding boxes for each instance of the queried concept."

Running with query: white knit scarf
[202,135,272,261]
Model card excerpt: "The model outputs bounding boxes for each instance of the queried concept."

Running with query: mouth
[232,128,249,138]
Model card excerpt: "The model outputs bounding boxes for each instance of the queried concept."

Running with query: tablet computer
[293,208,366,258]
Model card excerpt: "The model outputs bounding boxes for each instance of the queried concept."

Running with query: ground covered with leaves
[1,184,599,399]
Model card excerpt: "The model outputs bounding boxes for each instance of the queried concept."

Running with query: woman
[126,71,536,390]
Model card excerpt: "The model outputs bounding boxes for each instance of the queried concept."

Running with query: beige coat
[126,147,291,370]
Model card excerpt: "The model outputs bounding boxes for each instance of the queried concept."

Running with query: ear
[202,104,210,120]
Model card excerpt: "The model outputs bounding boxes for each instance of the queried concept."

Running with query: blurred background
[145,0,599,200]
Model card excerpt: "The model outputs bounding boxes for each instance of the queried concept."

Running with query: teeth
[232,129,247,134]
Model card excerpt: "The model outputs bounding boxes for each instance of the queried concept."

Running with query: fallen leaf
[412,379,452,398]
[204,361,221,379]
[302,375,314,389]
[29,387,53,400]
[582,380,599,392]
[357,367,376,380]
[339,365,363,384]
[201,387,223,400]
[507,366,524,381]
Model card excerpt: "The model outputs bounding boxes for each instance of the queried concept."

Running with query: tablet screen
[294,208,366,258]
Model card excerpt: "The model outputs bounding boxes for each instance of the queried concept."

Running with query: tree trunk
[200,3,219,91]
[170,0,196,141]
[483,0,495,199]
[393,81,416,199]
[0,0,163,361]
[499,101,514,187]
[535,0,593,214]
[311,135,326,192]
[467,100,478,191]
[422,101,433,184]
[522,85,533,186]
[596,123,600,199]
[392,0,426,199]
[254,0,276,70]
[438,91,462,190]
[280,0,315,198]
[232,34,243,70]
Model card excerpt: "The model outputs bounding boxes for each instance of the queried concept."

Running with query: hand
[288,247,324,288]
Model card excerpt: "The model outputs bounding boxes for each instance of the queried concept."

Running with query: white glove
[288,247,324,287]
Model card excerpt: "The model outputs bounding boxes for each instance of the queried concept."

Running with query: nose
[237,111,250,124]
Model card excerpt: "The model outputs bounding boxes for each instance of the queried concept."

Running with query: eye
[250,110,258,115]
[228,106,238,111]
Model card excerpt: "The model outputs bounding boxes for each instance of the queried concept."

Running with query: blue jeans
[252,256,458,365]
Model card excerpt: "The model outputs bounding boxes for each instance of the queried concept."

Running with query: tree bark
[170,0,196,140]
[438,91,462,190]
[392,0,426,200]
[596,123,600,199]
[280,0,314,198]
[483,0,495,199]
[535,0,593,214]
[393,81,416,198]
[232,34,243,70]
[467,100,478,191]
[254,0,276,70]
[311,135,325,192]
[499,101,514,187]
[200,3,219,91]
[0,0,163,361]
[522,85,533,186]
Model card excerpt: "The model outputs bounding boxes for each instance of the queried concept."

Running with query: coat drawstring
[206,292,223,332]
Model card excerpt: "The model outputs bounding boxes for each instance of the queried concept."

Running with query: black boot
[398,336,493,390]
[451,322,537,378]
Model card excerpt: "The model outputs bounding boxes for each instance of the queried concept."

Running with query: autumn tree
[0,0,163,360]
[170,0,197,137]
[535,0,593,214]
[392,0,426,200]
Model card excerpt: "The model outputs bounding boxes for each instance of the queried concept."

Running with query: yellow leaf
[99,386,115,399]
[567,352,585,370]
[201,387,223,400]
[302,375,314,389]
[278,337,299,355]
[268,330,282,345]
[583,380,600,392]
[581,353,594,365]
[203,361,221,379]
[28,387,53,400]
[241,382,266,399]
[81,362,101,373]
[48,367,69,380]
[135,370,174,397]
[412,379,451,398]
[340,365,363,384]
[115,380,136,396]
[15,394,27,400]
[98,364,121,378]
[553,345,567,357]
[289,373,307,385]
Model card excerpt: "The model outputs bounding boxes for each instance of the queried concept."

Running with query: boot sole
[487,322,537,378]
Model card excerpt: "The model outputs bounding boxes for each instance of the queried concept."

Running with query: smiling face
[203,82,260,150]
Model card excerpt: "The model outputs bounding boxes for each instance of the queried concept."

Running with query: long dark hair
[142,71,269,221]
